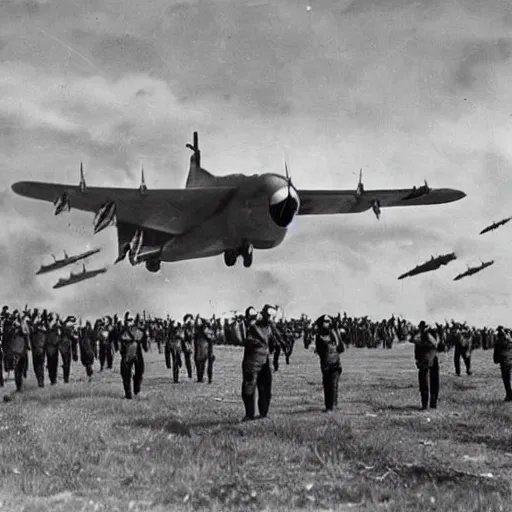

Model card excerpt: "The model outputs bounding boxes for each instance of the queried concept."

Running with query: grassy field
[1,342,511,512]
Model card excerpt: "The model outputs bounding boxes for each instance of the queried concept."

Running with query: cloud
[2,0,512,325]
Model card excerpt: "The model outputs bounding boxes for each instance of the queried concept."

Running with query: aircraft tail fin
[185,131,216,188]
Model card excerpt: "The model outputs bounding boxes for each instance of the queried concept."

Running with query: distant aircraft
[398,252,457,280]
[453,260,494,281]
[52,264,107,289]
[479,217,512,235]
[12,131,466,273]
[36,248,101,275]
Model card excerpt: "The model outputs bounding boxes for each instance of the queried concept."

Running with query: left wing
[11,181,237,235]
[297,188,466,215]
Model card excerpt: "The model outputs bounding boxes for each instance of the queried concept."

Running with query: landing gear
[224,250,237,267]
[242,244,253,268]
[145,259,161,273]
[223,243,254,268]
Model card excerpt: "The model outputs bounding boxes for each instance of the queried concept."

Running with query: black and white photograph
[1,0,511,510]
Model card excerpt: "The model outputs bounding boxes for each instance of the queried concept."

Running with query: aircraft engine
[269,185,300,228]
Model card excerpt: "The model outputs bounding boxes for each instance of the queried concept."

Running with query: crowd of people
[0,304,511,417]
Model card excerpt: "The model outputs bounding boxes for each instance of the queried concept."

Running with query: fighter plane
[52,264,107,289]
[453,260,495,281]
[398,252,457,280]
[36,248,101,275]
[12,131,466,273]
[479,217,512,235]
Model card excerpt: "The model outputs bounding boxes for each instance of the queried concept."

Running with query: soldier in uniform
[59,316,75,383]
[182,314,194,379]
[46,313,61,385]
[98,317,114,371]
[30,310,48,387]
[454,325,473,376]
[241,305,281,421]
[493,326,512,401]
[412,320,441,410]
[79,320,95,379]
[119,313,148,399]
[165,321,183,383]
[5,311,30,391]
[193,317,215,383]
[314,315,345,412]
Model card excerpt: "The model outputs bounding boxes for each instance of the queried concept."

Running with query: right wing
[297,187,466,215]
[11,181,237,235]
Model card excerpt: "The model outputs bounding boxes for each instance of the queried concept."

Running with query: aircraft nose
[452,189,466,201]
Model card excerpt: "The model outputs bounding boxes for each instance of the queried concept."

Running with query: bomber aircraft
[479,217,512,235]
[12,132,466,273]
[52,264,107,289]
[453,260,495,281]
[36,248,101,275]
[398,252,457,280]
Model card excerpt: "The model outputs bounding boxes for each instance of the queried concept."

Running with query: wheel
[145,259,161,273]
[243,244,253,268]
[224,250,237,267]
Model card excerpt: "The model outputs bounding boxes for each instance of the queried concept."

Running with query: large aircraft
[453,260,495,281]
[12,132,466,273]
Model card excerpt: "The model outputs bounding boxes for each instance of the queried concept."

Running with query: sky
[1,0,511,325]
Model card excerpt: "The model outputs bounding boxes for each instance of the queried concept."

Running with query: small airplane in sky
[479,217,512,235]
[12,131,466,273]
[398,252,457,280]
[36,248,101,275]
[453,260,494,281]
[52,264,107,289]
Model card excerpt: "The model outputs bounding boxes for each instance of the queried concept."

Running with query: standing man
[454,325,473,376]
[412,321,440,410]
[30,311,47,388]
[314,315,345,413]
[493,326,512,402]
[193,317,215,383]
[45,313,61,385]
[241,305,281,421]
[165,321,183,383]
[119,313,148,399]
[182,314,194,379]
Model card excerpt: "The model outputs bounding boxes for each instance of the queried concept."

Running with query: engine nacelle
[269,185,300,228]
[145,259,161,273]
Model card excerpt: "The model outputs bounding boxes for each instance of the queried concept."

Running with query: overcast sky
[1,0,511,325]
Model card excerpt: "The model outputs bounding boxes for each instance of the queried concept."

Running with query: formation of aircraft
[11,131,466,274]
[52,264,107,289]
[36,248,101,275]
[479,217,512,235]
[453,260,495,281]
[398,252,457,280]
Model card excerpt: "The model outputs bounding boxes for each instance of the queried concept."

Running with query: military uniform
[98,319,114,371]
[165,322,183,383]
[79,322,95,378]
[454,328,473,376]
[182,315,194,379]
[315,315,344,412]
[30,320,47,387]
[194,319,215,383]
[413,322,440,409]
[119,315,148,399]
[493,327,512,401]
[241,307,281,420]
[59,318,75,383]
[46,318,61,385]
[4,315,29,391]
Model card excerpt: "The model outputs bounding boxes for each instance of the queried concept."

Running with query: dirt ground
[1,342,511,511]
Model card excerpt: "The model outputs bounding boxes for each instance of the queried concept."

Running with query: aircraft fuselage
[160,173,298,262]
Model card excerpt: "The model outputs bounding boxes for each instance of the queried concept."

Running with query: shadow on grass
[114,414,245,435]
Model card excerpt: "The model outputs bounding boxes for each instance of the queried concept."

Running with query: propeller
[281,159,294,218]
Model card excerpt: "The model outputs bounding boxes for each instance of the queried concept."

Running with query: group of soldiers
[1,304,511,417]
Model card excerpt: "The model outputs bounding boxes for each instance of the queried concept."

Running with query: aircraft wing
[11,182,237,235]
[297,188,466,215]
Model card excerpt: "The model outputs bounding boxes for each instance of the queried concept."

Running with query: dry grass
[1,343,511,511]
